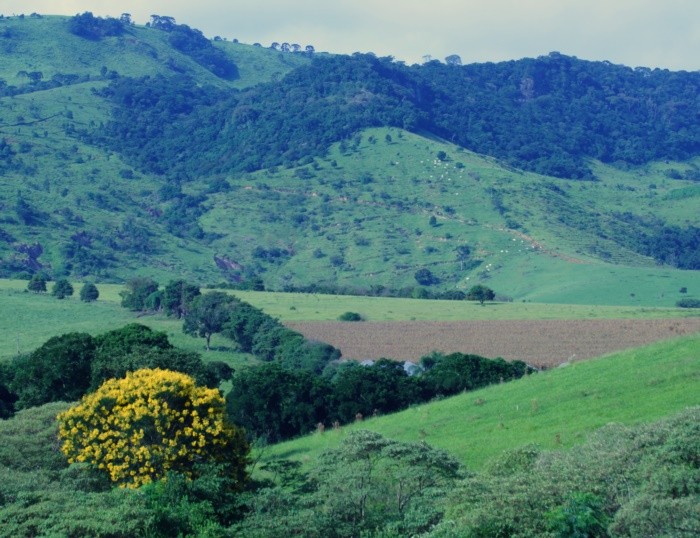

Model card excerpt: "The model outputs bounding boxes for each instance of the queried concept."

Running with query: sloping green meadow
[261,334,700,470]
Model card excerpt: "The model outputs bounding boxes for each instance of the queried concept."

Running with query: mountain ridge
[1,13,698,304]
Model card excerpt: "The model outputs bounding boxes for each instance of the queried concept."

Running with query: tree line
[117,277,529,442]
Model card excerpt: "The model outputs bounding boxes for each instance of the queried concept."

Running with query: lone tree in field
[183,291,237,350]
[57,368,249,489]
[51,278,74,299]
[27,273,47,293]
[79,282,99,302]
[466,284,495,305]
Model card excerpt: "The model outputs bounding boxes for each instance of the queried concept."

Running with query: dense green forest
[93,52,700,180]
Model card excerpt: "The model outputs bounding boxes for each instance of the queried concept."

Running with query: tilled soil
[286,318,700,368]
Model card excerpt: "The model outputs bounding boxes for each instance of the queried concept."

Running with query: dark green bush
[51,278,74,299]
[79,282,99,302]
[338,311,363,321]
[676,297,700,308]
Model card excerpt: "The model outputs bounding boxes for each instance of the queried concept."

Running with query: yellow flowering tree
[57,368,248,489]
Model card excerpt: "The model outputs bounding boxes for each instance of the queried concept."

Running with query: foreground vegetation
[1,366,697,536]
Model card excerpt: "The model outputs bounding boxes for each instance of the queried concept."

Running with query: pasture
[2,278,697,364]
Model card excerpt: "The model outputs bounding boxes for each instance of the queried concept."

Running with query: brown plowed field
[286,319,700,368]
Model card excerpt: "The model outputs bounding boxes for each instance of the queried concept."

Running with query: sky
[2,0,699,71]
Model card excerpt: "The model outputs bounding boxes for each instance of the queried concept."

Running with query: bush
[338,311,363,321]
[27,273,47,293]
[676,297,700,308]
[51,278,74,299]
[79,282,99,302]
[414,268,438,286]
[119,277,159,311]
[0,402,72,472]
[57,368,249,488]
[9,333,96,410]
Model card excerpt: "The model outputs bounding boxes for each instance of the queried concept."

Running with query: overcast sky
[3,0,698,71]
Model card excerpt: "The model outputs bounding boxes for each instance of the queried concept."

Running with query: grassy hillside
[0,15,307,89]
[0,14,310,284]
[260,333,700,470]
[201,127,700,304]
[1,14,698,305]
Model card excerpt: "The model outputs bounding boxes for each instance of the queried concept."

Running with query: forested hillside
[1,12,699,302]
[95,52,700,180]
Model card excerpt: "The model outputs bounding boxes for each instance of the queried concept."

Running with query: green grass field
[0,280,256,367]
[3,275,696,368]
[260,333,700,470]
[225,289,700,321]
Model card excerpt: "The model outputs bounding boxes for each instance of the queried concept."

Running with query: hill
[260,333,700,470]
[1,13,699,304]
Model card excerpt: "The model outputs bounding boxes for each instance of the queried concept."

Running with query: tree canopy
[467,284,496,305]
[95,53,700,181]
[183,291,238,350]
[57,368,249,488]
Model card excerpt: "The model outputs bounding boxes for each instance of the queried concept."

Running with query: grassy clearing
[226,289,699,321]
[261,334,700,470]
[0,281,254,367]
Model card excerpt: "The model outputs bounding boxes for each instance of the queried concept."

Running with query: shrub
[27,273,47,293]
[51,278,74,299]
[79,282,99,302]
[338,311,363,321]
[414,268,438,286]
[676,297,700,308]
[119,277,159,311]
[9,333,96,409]
[57,368,249,489]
